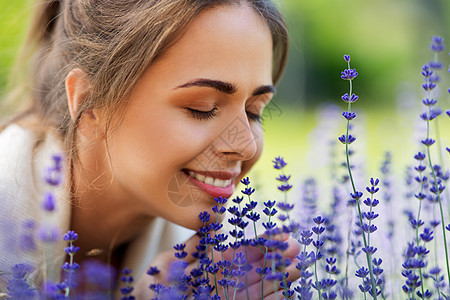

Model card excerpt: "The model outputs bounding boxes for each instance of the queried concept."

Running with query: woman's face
[107,4,274,229]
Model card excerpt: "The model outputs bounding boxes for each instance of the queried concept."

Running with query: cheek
[113,104,212,169]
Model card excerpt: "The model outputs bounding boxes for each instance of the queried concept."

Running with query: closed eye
[186,107,218,121]
[246,111,263,123]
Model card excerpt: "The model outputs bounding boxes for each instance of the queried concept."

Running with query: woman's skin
[66,4,299,297]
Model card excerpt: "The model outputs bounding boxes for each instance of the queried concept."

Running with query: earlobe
[65,68,102,139]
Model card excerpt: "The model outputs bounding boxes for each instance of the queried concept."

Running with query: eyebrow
[176,78,276,96]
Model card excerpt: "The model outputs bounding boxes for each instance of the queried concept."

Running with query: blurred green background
[0,0,449,202]
[1,0,448,107]
[278,0,450,109]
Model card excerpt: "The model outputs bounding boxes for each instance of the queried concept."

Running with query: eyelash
[187,107,218,121]
[247,111,263,124]
[187,107,263,123]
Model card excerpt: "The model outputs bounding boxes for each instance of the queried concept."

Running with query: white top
[0,124,194,291]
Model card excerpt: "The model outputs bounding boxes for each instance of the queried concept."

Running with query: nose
[213,112,258,161]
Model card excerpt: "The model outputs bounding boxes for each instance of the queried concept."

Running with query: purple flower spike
[62,262,80,272]
[361,246,377,255]
[432,35,443,44]
[429,61,443,69]
[430,35,445,52]
[446,147,450,153]
[344,55,351,62]
[38,225,60,243]
[370,178,379,186]
[272,156,287,170]
[350,191,363,200]
[64,245,80,255]
[342,111,357,120]
[276,174,291,182]
[63,230,78,241]
[277,184,292,192]
[19,233,36,251]
[422,82,436,91]
[422,98,437,106]
[199,211,210,223]
[44,167,62,187]
[42,192,56,212]
[355,267,369,278]
[214,196,227,204]
[414,152,426,161]
[242,187,255,195]
[338,134,356,144]
[7,264,36,298]
[421,138,435,147]
[122,268,132,275]
[341,93,359,103]
[147,266,160,276]
[52,154,63,171]
[341,69,358,80]
[420,112,435,121]
[446,109,450,116]
[313,216,326,225]
[240,177,250,185]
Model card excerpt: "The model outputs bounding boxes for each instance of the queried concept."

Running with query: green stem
[428,147,450,285]
[64,241,73,297]
[210,243,218,295]
[431,53,450,219]
[344,205,354,300]
[414,172,425,298]
[261,212,273,300]
[344,86,377,299]
[424,83,450,285]
[314,233,322,300]
[237,202,250,300]
[232,278,240,300]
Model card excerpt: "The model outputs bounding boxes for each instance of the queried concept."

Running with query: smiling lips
[183,169,237,199]
[187,170,232,187]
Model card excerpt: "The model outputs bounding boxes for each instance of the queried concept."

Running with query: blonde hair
[4,0,288,177]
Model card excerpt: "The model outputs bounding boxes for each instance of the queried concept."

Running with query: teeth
[187,171,231,188]
[204,176,214,185]
[213,178,225,188]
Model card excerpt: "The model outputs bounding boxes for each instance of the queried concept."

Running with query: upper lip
[182,168,240,180]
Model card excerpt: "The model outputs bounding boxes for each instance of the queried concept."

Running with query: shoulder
[122,218,195,278]
[0,124,42,213]
[0,123,63,206]
[0,124,70,287]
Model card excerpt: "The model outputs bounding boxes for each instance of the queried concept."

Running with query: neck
[69,138,153,264]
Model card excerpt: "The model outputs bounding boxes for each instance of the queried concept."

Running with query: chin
[164,176,230,230]
[173,203,225,232]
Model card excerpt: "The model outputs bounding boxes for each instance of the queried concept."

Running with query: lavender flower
[80,260,116,298]
[6,264,36,298]
[430,35,445,52]
[19,220,37,252]
[418,43,450,287]
[44,154,64,186]
[42,192,56,212]
[37,224,60,243]
[61,230,80,297]
[340,69,358,80]
[338,55,380,298]
[120,268,135,300]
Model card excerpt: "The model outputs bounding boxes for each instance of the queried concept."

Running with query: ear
[65,69,103,140]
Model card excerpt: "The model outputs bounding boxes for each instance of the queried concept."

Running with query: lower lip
[184,172,235,199]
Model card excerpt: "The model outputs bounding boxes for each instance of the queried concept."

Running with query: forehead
[144,4,274,91]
